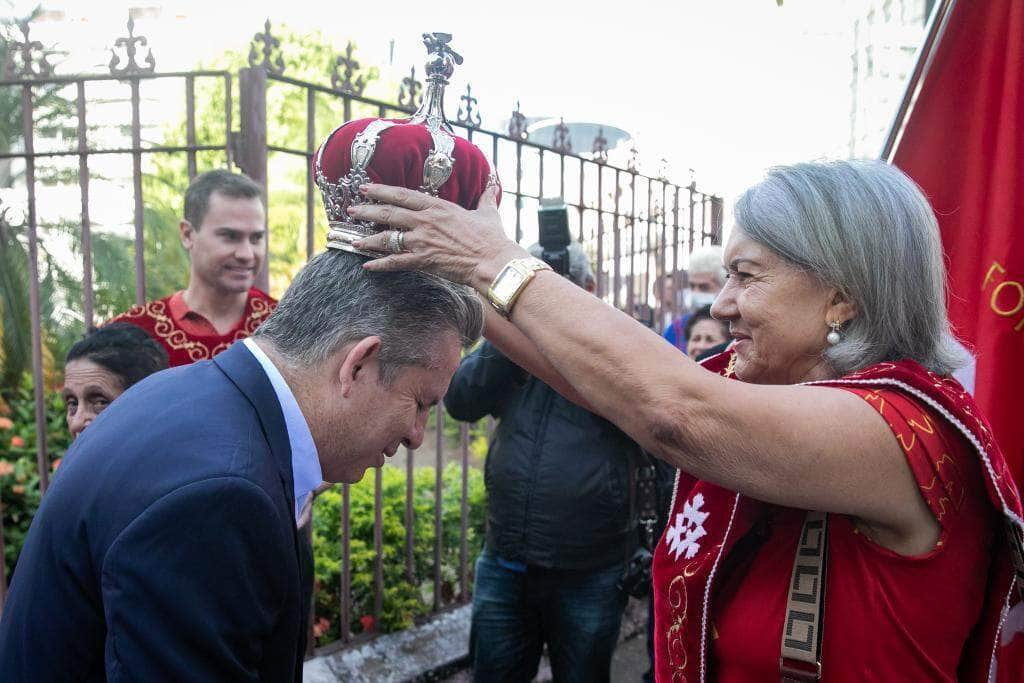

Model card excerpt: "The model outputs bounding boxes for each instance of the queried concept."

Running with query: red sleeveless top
[651,351,1024,683]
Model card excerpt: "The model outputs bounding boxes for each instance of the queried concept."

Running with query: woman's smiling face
[710,231,846,385]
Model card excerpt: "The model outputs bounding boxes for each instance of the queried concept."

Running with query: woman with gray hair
[348,160,1023,681]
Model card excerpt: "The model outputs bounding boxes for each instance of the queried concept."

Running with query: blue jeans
[470,549,628,683]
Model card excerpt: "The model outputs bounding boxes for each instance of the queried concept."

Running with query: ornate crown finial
[409,33,463,132]
[421,33,463,83]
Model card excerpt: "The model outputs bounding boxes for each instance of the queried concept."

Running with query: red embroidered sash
[651,350,1024,683]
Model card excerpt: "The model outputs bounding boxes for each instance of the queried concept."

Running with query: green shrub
[0,381,69,580]
[310,463,486,645]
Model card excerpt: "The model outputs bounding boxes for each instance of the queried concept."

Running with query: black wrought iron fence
[0,16,722,656]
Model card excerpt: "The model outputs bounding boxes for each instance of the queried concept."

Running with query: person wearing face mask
[661,245,727,353]
[63,323,169,440]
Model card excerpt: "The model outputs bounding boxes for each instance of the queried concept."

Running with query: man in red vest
[110,169,276,366]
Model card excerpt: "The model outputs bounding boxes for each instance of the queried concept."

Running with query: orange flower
[312,617,331,638]
[0,417,13,430]
[51,457,62,472]
[0,461,13,476]
[359,614,376,633]
[10,436,25,448]
[11,485,24,495]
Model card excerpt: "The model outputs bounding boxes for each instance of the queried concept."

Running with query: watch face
[493,269,526,300]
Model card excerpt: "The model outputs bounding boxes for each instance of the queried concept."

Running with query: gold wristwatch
[486,257,552,317]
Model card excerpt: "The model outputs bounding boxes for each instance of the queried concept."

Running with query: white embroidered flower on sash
[666,492,710,561]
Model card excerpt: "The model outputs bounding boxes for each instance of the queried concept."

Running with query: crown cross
[422,33,463,79]
[508,100,527,140]
[592,127,609,164]
[4,20,53,79]
[331,42,366,95]
[109,16,156,77]
[398,66,422,110]
[552,118,572,154]
[248,19,284,75]
[456,83,482,128]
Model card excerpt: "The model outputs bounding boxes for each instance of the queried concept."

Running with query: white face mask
[689,291,717,311]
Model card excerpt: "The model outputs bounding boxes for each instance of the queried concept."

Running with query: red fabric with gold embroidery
[108,288,277,367]
[651,349,1024,682]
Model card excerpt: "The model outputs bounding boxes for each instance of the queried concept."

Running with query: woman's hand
[348,182,527,290]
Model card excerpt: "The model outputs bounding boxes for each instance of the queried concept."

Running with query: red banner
[892,0,1024,481]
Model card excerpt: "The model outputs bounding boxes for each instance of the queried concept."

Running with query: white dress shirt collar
[243,338,323,521]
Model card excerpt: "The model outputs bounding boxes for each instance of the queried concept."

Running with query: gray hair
[255,250,484,384]
[687,245,727,285]
[527,241,595,288]
[734,159,964,376]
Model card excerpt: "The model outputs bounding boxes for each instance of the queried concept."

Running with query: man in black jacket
[445,242,642,683]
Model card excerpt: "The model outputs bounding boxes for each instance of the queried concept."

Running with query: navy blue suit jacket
[0,342,311,681]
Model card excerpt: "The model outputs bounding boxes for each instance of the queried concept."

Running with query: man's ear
[338,336,383,398]
[180,220,195,251]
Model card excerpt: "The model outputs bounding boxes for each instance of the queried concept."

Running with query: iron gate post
[236,66,270,292]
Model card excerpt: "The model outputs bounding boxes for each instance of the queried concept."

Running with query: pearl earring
[826,320,842,345]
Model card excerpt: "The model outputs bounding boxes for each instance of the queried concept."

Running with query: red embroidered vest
[109,288,277,367]
[651,350,1024,682]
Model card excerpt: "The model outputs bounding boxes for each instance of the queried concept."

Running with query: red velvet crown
[313,33,498,255]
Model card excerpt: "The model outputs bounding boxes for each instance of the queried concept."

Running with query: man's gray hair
[255,251,484,384]
[734,159,965,376]
[687,245,727,285]
[527,241,595,288]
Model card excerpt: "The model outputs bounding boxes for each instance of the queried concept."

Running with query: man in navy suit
[0,250,483,681]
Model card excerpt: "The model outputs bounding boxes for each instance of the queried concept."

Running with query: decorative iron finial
[551,118,571,154]
[248,19,284,75]
[657,156,669,181]
[4,20,54,79]
[456,83,481,128]
[592,127,609,164]
[398,66,423,110]
[108,16,156,77]
[627,143,639,173]
[331,42,367,95]
[508,100,527,140]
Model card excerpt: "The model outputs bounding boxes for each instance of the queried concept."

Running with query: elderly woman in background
[683,305,729,361]
[63,323,169,439]
[348,160,1024,681]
